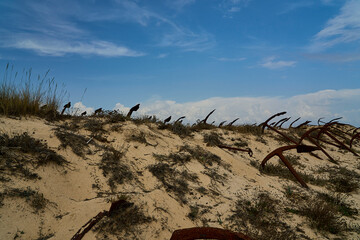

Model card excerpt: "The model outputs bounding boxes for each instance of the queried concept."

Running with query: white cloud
[111,89,360,126]
[279,1,313,14]
[260,56,296,69]
[310,0,360,51]
[71,102,94,116]
[114,103,130,115]
[166,0,196,10]
[157,53,169,58]
[5,38,145,57]
[160,30,215,52]
[220,0,252,16]
[214,57,246,61]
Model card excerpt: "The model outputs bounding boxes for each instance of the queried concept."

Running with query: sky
[0,0,359,125]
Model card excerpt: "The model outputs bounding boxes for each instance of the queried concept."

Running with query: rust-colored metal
[350,132,360,148]
[261,145,309,188]
[328,117,342,124]
[315,122,358,156]
[259,112,298,144]
[170,227,253,240]
[353,127,360,135]
[164,116,172,124]
[219,121,227,127]
[201,109,216,124]
[317,117,325,126]
[259,111,287,133]
[298,126,336,163]
[295,120,311,129]
[274,117,289,128]
[228,118,240,126]
[175,116,186,123]
[278,117,291,128]
[289,117,300,128]
[218,145,253,157]
[94,108,102,115]
[71,199,132,240]
[268,124,298,144]
[127,103,140,118]
[61,102,71,115]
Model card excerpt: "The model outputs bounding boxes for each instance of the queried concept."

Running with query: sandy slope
[0,116,359,240]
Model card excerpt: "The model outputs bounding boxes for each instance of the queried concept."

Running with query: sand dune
[0,115,359,240]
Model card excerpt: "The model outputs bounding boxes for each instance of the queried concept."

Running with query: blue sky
[1,0,360,125]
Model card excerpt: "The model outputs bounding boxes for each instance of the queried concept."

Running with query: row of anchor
[259,111,360,188]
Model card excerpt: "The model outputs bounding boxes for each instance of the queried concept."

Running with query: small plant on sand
[298,196,346,234]
[99,147,133,191]
[179,145,222,167]
[187,205,200,221]
[0,132,68,181]
[203,132,223,146]
[1,187,48,212]
[228,192,297,240]
[148,162,198,204]
[55,130,93,157]
[93,198,152,239]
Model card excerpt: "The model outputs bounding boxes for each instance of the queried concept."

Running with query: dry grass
[228,192,297,240]
[0,132,68,169]
[0,64,65,119]
[298,195,346,234]
[179,145,222,168]
[55,130,92,157]
[93,198,152,239]
[148,162,198,204]
[99,147,133,191]
[203,132,223,146]
[0,187,48,212]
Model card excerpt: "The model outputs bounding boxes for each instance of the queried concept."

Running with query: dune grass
[0,63,65,119]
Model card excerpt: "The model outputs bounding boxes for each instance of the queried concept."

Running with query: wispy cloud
[72,102,94,115]
[0,0,144,57]
[279,1,313,14]
[219,0,252,16]
[160,30,215,52]
[214,57,246,62]
[4,38,144,57]
[309,0,360,52]
[157,53,169,58]
[304,52,360,62]
[166,0,196,10]
[260,56,296,69]
[110,89,360,126]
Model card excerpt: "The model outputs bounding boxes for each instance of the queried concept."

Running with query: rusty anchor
[71,199,133,240]
[315,122,358,156]
[260,145,318,188]
[170,227,253,240]
[350,132,360,148]
[127,103,140,118]
[297,126,336,163]
[259,111,287,133]
[218,145,253,157]
[200,109,216,124]
[259,112,298,144]
[228,118,240,126]
[289,117,301,128]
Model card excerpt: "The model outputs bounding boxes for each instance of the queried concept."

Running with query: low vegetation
[99,147,133,191]
[0,187,48,212]
[93,197,152,239]
[0,132,68,181]
[148,162,198,204]
[0,64,64,119]
[228,192,297,240]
